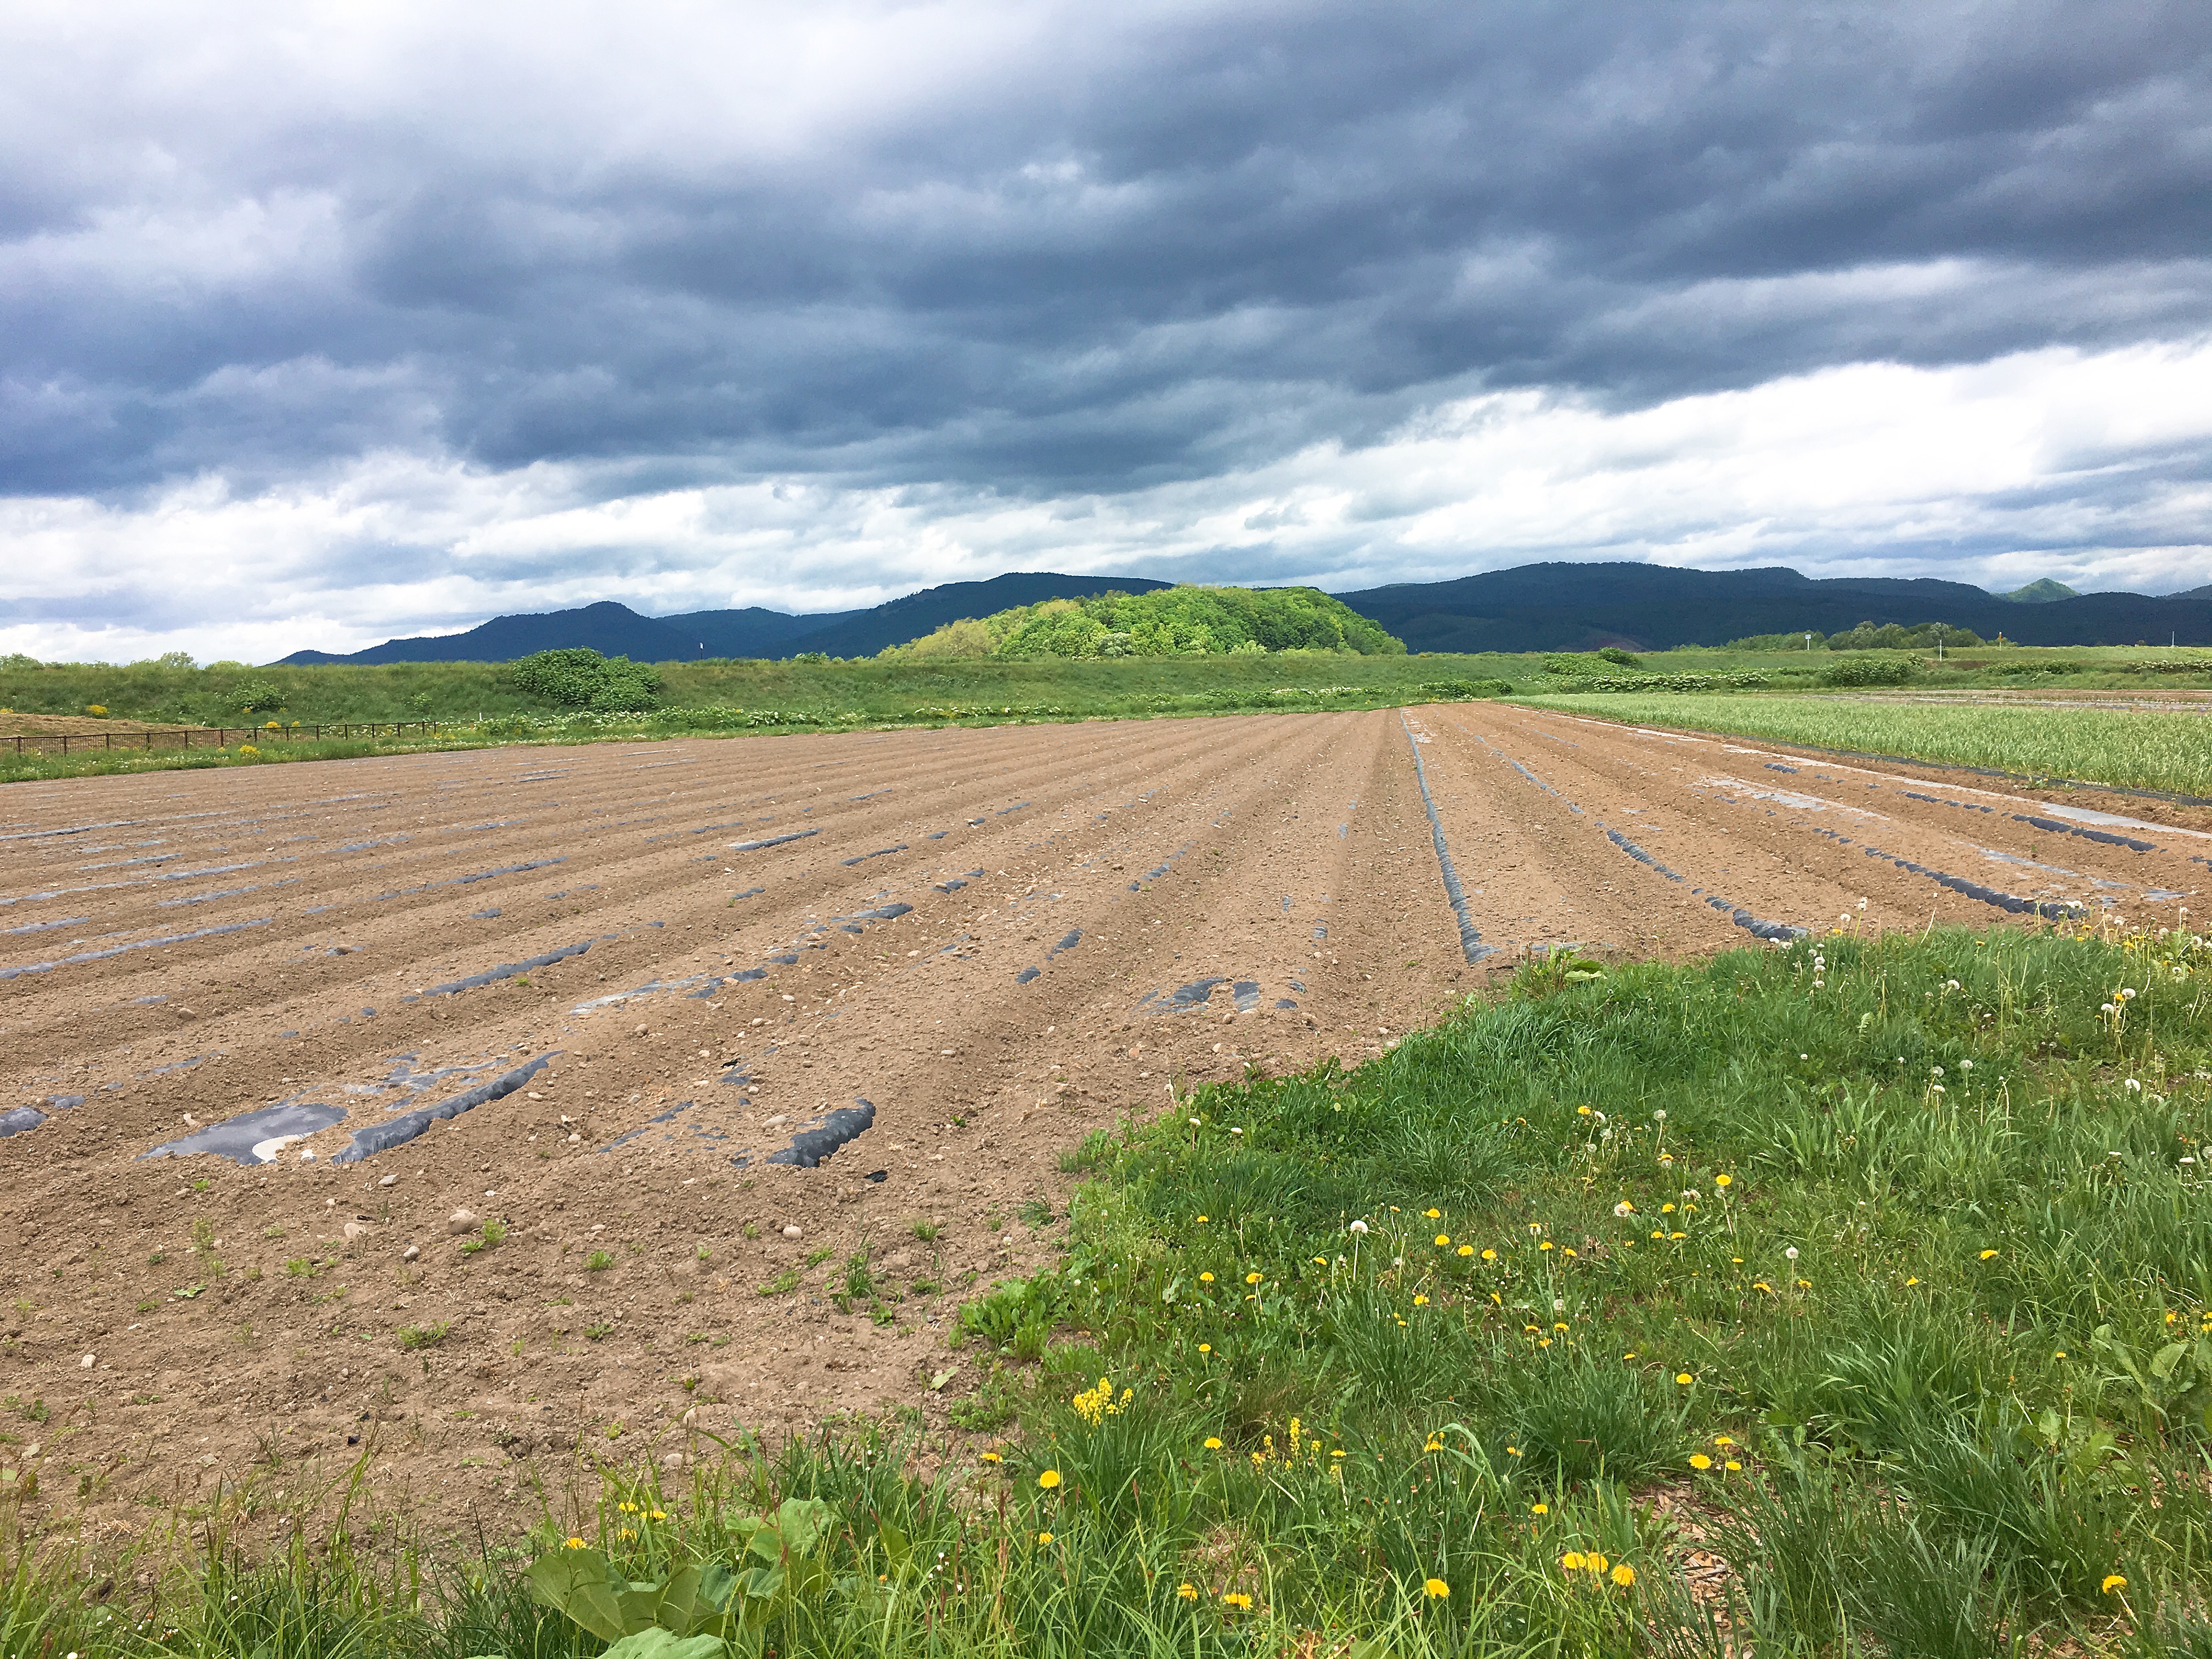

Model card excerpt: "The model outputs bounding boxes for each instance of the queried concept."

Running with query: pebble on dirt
[446,1208,478,1235]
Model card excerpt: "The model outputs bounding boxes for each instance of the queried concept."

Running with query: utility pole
[1935,624,1944,662]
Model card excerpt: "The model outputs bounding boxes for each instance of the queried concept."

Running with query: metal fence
[5,721,447,757]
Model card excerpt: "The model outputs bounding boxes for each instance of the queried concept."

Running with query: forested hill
[882,585,1402,658]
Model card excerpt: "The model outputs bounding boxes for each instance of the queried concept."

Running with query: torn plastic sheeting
[331,1053,557,1164]
[145,1100,349,1165]
[730,830,819,851]
[0,917,273,980]
[1701,897,1809,941]
[0,1105,47,1138]
[840,845,907,866]
[1016,966,1041,983]
[732,1097,876,1170]
[1861,845,2085,918]
[1048,929,1081,957]
[2013,815,2155,852]
[834,904,915,924]
[597,1099,698,1154]
[1605,829,1687,883]
[417,939,591,997]
[1400,714,1495,963]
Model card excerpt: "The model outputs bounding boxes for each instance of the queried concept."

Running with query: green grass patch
[1518,690,2212,795]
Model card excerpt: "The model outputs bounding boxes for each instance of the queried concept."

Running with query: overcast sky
[4,1,2209,662]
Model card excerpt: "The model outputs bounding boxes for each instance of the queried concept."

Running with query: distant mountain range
[1331,564,2210,653]
[276,563,2209,664]
[278,572,1172,665]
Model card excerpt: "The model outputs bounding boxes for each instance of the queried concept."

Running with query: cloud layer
[3,1,2208,658]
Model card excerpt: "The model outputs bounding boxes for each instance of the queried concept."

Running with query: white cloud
[3,336,2205,662]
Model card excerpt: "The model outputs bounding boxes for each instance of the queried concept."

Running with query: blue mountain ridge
[275,562,2212,663]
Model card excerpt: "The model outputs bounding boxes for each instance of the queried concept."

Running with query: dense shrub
[1819,655,1921,687]
[501,648,662,710]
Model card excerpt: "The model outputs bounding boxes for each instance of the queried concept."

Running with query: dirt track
[2,705,2204,1539]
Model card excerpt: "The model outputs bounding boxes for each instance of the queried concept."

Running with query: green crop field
[1519,692,2212,798]
[5,926,2208,1656]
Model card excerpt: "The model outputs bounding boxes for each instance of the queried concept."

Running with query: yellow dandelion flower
[1037,1531,1054,1544]
[1531,1502,1548,1515]
[1561,1552,1585,1572]
[1714,1174,1731,1188]
[1198,1342,1212,1354]
[1481,1248,1497,1261]
[1222,1592,1253,1610]
[1506,1444,1522,1457]
[1204,1436,1223,1451]
[1458,1244,1475,1257]
[1562,1248,1577,1259]
[980,1451,1002,1463]
[2101,1574,2127,1595]
[1689,1454,1712,1470]
[1413,1294,1430,1306]
[1177,1582,1199,1601]
[1199,1271,1214,1283]
[564,1537,587,1550]
[1905,1277,1920,1286]
[1587,1553,1610,1573]
[1435,1233,1451,1246]
[1245,1271,1262,1285]
[1725,1459,1742,1471]
[1037,1469,1062,1489]
[1675,1373,1694,1386]
[1424,1577,1449,1599]
[1425,1208,1442,1218]
[1611,1563,1635,1588]
[650,1510,667,1521]
[618,1528,636,1540]
[1979,1249,1999,1260]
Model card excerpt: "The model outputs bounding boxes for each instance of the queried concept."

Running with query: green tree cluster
[1724,619,1988,652]
[501,648,663,710]
[883,585,1404,661]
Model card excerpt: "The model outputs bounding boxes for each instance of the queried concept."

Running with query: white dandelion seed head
[1785,1246,1799,1261]
[2125,1079,2142,1091]
[1652,1109,1667,1121]
[1613,1201,1633,1218]
[1348,1220,1369,1235]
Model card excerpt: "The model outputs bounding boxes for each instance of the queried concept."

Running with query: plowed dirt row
[1,706,2200,1542]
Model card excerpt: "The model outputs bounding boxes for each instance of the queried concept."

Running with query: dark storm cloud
[3,1,2209,499]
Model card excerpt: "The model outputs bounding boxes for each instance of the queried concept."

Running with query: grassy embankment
[4,644,2209,787]
[1518,693,2212,799]
[5,923,2208,1655]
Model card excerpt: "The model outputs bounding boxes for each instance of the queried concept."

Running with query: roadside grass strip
[5,923,2209,1656]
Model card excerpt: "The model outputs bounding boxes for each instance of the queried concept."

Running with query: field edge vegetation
[4,922,2208,1656]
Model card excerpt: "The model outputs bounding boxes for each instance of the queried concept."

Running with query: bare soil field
[2,704,2204,1545]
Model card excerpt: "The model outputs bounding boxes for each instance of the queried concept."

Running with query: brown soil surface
[1,706,2202,1548]
[0,713,219,737]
